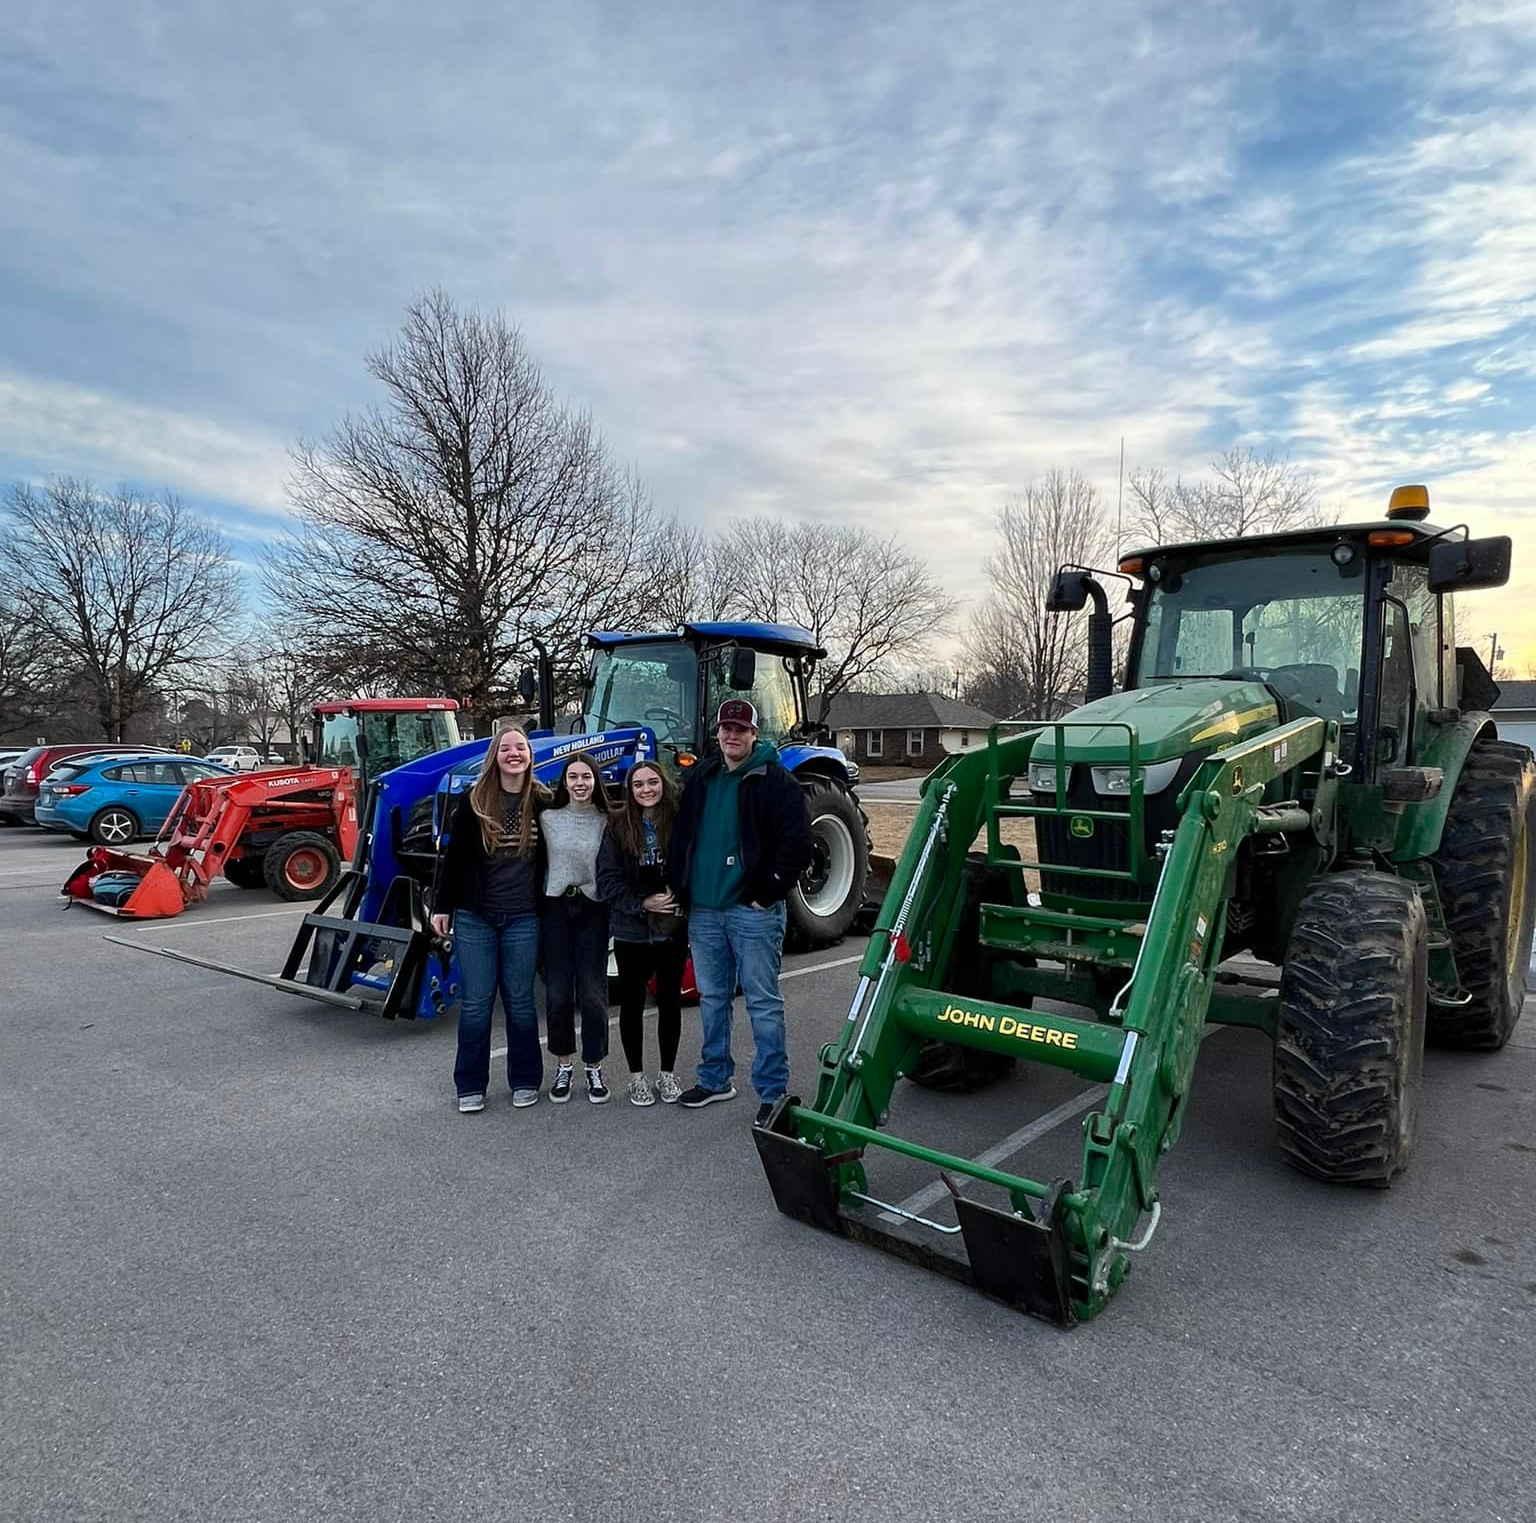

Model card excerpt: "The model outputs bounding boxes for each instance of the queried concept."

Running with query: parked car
[0,742,176,826]
[34,754,234,844]
[204,745,263,772]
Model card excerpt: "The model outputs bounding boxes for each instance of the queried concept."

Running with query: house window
[906,729,924,757]
[960,731,969,747]
[866,730,883,758]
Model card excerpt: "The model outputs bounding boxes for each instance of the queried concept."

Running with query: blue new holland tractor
[124,623,870,1021]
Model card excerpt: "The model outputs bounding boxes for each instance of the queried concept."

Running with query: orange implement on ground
[62,767,360,919]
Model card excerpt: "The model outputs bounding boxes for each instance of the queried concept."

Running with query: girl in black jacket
[596,761,688,1106]
[430,727,550,1113]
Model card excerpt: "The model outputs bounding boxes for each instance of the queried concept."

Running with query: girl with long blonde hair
[431,726,551,1112]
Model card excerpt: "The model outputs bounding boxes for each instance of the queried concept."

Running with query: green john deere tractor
[756,484,1535,1324]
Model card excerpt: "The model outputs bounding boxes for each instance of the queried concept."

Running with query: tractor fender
[1390,713,1499,862]
[779,742,858,785]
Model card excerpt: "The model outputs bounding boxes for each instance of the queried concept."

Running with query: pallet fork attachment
[105,868,456,1020]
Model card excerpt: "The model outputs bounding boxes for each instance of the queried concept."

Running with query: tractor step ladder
[756,713,1330,1322]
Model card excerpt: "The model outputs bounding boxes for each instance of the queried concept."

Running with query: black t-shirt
[479,792,541,915]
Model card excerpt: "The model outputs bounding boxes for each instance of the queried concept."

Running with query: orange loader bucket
[62,848,190,920]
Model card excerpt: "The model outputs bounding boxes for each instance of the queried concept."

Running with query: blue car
[34,753,234,845]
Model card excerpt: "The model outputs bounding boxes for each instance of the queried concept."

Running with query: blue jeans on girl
[452,909,542,1096]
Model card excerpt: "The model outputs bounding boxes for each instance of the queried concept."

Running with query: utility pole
[1486,632,1504,674]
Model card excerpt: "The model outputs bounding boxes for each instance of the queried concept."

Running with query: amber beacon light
[1386,483,1431,521]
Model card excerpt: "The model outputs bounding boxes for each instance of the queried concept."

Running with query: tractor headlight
[1091,758,1182,796]
[1028,761,1071,793]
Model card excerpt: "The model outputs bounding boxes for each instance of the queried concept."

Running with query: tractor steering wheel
[643,706,687,733]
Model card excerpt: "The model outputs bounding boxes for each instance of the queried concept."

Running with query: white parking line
[103,906,309,932]
[881,1026,1224,1223]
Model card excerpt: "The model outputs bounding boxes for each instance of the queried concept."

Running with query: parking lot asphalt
[3,825,1534,1523]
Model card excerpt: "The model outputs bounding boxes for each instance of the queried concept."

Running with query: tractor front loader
[757,485,1536,1324]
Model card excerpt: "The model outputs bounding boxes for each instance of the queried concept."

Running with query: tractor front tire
[224,856,267,890]
[263,830,342,901]
[1429,740,1536,1049]
[1273,870,1427,1186]
[785,779,870,950]
[906,858,1022,1095]
[906,1043,1017,1093]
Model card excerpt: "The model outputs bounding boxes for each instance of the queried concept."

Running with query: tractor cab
[1027,488,1515,918]
[312,699,461,790]
[1114,485,1512,783]
[580,621,830,769]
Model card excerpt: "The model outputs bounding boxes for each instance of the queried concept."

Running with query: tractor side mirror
[1428,535,1511,593]
[729,647,757,690]
[1046,570,1090,613]
[517,666,537,705]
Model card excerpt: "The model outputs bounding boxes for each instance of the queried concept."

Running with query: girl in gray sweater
[541,754,613,1103]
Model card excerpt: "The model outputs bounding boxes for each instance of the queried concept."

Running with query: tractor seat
[1266,663,1345,721]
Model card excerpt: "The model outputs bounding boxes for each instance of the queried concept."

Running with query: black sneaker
[550,1064,574,1104]
[679,1084,737,1108]
[754,1101,779,1127]
[585,1066,611,1104]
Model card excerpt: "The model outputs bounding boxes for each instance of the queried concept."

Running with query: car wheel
[89,806,141,846]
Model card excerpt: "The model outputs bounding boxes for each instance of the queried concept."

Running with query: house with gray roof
[822,692,1000,768]
[1492,678,1536,753]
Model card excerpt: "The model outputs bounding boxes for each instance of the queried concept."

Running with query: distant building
[1492,678,1536,753]
[822,692,1000,768]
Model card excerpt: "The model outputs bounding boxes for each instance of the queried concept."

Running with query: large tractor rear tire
[785,779,870,950]
[263,830,342,901]
[1273,870,1427,1186]
[1428,739,1536,1049]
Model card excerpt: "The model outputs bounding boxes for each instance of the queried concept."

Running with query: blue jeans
[689,901,788,1101]
[453,909,542,1096]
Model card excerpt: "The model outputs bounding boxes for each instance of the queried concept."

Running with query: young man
[666,698,813,1124]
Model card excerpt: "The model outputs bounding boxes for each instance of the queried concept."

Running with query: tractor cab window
[581,642,698,748]
[1378,599,1415,767]
[317,709,459,778]
[702,647,801,750]
[1387,561,1441,710]
[1134,548,1366,724]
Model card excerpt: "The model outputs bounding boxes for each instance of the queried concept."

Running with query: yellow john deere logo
[1230,764,1245,797]
[1070,815,1095,839]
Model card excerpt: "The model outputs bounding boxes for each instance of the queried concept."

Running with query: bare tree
[1124,447,1319,547]
[263,290,662,731]
[963,467,1114,718]
[714,518,952,722]
[643,517,736,630]
[1,478,243,741]
[0,580,65,740]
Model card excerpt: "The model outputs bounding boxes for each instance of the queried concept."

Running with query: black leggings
[613,936,688,1073]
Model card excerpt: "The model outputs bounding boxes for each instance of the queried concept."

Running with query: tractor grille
[1030,765,1192,905]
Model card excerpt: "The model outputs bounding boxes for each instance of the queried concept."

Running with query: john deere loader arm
[756,714,1328,1322]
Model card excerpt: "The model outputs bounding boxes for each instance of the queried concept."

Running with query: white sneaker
[457,1092,486,1114]
[511,1088,540,1108]
[655,1071,683,1105]
[628,1073,656,1107]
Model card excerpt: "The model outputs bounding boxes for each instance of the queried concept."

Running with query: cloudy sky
[3,0,1535,665]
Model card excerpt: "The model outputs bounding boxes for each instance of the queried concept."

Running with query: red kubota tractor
[63,699,461,919]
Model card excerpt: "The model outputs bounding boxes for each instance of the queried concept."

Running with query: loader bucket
[752,1101,1079,1325]
[62,849,189,919]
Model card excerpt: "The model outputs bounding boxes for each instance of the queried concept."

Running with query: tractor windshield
[318,709,460,777]
[1133,547,1366,722]
[582,642,698,748]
